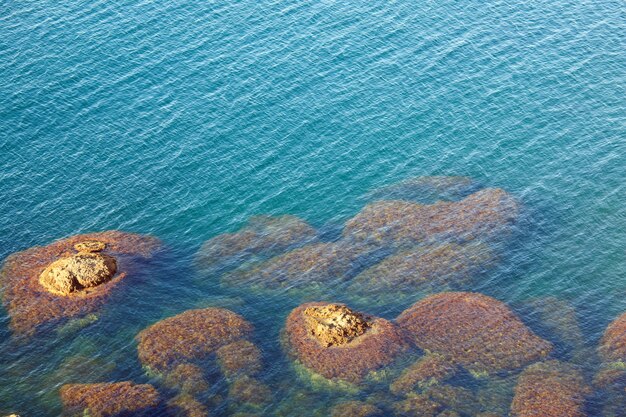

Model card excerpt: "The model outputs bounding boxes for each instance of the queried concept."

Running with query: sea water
[0,0,625,415]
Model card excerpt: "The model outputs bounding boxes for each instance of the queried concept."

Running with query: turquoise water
[1,0,625,415]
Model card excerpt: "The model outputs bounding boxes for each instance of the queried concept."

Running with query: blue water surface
[1,0,625,415]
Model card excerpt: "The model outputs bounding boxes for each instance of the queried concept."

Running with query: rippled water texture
[1,0,625,416]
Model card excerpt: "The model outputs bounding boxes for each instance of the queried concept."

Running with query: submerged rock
[283,302,408,384]
[366,176,481,203]
[349,242,496,295]
[166,393,209,417]
[343,188,519,249]
[216,340,263,378]
[0,231,160,335]
[511,360,589,417]
[599,311,626,364]
[59,381,160,417]
[522,297,591,365]
[196,214,318,273]
[136,307,253,374]
[330,401,382,417]
[392,393,442,417]
[390,354,456,395]
[222,242,365,291]
[595,311,626,414]
[396,292,552,374]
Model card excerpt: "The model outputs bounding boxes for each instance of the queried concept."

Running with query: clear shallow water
[0,0,625,415]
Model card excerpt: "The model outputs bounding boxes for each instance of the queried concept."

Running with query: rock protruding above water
[0,231,161,335]
[136,307,254,373]
[196,214,318,273]
[283,302,408,384]
[343,188,519,248]
[348,242,496,295]
[39,251,117,296]
[396,292,552,374]
[59,381,160,417]
[303,304,371,347]
[511,360,589,417]
[366,176,481,203]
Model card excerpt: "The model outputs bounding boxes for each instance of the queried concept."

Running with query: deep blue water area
[1,0,625,415]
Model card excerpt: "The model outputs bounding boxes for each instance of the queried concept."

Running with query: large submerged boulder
[59,381,160,417]
[283,302,408,384]
[599,311,626,364]
[595,311,626,414]
[221,242,366,291]
[0,231,161,335]
[136,307,268,412]
[196,214,318,273]
[136,307,253,374]
[511,360,589,417]
[348,242,496,296]
[343,188,519,249]
[396,292,552,374]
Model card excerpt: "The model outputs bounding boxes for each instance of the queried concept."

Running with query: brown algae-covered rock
[390,354,457,395]
[227,375,272,406]
[166,393,209,417]
[283,302,408,384]
[392,393,442,417]
[396,292,552,374]
[599,311,626,364]
[349,242,496,295]
[343,188,519,248]
[0,231,161,334]
[330,401,382,417]
[163,363,210,396]
[221,242,363,291]
[216,340,263,378]
[511,360,589,417]
[59,381,160,417]
[136,307,253,373]
[196,214,318,272]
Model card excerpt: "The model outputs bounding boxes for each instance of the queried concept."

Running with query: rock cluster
[0,230,160,334]
[283,302,408,384]
[396,292,552,374]
[343,188,519,248]
[196,214,318,273]
[136,307,269,413]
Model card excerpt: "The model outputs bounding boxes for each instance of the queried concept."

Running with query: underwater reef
[196,214,318,274]
[2,177,617,416]
[396,292,553,374]
[136,306,270,414]
[59,381,160,417]
[283,302,408,384]
[595,311,626,416]
[348,242,496,295]
[136,307,254,373]
[0,231,160,335]
[221,241,365,292]
[343,188,520,249]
